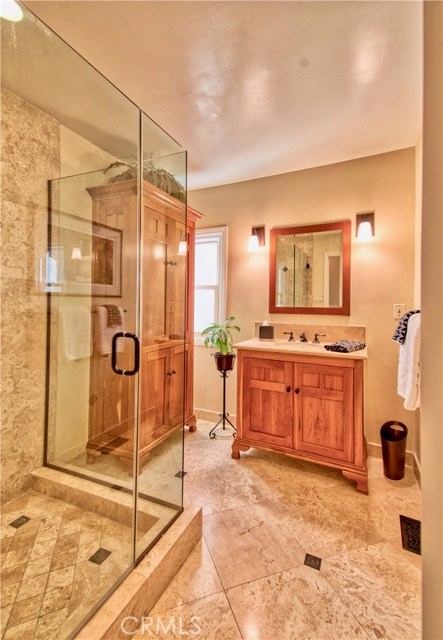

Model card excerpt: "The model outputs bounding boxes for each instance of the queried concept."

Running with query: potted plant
[201,316,240,372]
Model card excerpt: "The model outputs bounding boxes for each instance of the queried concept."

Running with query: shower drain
[89,548,112,565]
[9,515,30,529]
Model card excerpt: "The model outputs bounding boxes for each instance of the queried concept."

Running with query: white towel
[59,306,92,361]
[94,306,124,355]
[397,312,421,410]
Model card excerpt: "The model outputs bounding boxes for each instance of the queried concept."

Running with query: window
[194,227,227,338]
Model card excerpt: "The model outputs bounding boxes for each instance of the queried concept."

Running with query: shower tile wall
[0,89,60,504]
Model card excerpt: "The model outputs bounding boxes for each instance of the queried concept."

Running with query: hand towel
[392,310,420,344]
[103,304,123,327]
[324,340,366,353]
[397,312,421,410]
[58,306,92,361]
[95,305,124,355]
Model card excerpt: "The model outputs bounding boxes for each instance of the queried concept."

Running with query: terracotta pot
[212,352,236,372]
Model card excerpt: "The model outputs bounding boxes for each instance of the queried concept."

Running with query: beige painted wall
[421,2,443,637]
[189,148,417,449]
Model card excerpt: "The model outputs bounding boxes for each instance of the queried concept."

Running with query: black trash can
[380,421,408,480]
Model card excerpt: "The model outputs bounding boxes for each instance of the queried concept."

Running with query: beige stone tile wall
[254,321,366,343]
[1,89,60,504]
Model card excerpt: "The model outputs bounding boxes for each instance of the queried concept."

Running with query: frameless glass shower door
[1,3,187,637]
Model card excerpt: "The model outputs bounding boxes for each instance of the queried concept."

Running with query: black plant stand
[209,368,236,439]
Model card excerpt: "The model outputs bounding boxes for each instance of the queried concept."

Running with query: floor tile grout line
[320,568,374,640]
[201,532,245,640]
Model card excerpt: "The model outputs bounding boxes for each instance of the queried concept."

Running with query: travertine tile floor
[0,491,132,639]
[142,419,421,640]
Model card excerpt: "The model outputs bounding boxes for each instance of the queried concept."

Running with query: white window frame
[194,226,228,344]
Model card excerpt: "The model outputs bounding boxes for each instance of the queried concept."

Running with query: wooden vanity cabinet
[86,179,202,472]
[233,349,368,493]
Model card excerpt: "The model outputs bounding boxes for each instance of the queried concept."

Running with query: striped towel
[392,310,420,345]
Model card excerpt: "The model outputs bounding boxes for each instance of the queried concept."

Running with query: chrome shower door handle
[112,332,140,376]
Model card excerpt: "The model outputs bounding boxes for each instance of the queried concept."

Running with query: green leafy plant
[103,160,185,202]
[201,317,240,355]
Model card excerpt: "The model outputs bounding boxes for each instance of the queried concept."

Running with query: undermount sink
[272,339,327,349]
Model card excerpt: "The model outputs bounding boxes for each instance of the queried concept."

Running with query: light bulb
[0,0,23,22]
[356,221,373,241]
[71,247,82,260]
[248,234,259,252]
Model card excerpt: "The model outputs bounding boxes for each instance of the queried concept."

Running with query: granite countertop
[234,338,368,360]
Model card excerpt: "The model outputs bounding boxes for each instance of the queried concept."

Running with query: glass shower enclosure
[1,5,187,637]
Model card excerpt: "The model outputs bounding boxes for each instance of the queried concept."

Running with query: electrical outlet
[394,304,405,319]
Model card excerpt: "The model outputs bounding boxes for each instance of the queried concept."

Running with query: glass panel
[195,241,219,285]
[1,6,139,637]
[136,113,187,559]
[195,289,216,332]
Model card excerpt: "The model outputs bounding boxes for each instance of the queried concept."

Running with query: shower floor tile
[0,490,131,639]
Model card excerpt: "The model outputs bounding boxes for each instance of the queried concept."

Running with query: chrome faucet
[283,331,295,342]
[299,332,308,343]
[312,333,326,343]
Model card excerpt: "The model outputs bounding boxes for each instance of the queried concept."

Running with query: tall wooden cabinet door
[140,350,168,448]
[242,357,294,448]
[167,344,187,427]
[294,363,354,462]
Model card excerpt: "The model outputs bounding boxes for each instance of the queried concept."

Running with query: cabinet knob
[166,370,176,377]
[286,386,291,393]
[295,388,300,394]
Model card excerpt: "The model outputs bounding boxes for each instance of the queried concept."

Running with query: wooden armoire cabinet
[86,179,202,471]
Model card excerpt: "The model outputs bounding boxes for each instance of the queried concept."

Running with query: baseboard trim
[366,440,419,478]
[412,452,421,488]
[195,408,237,426]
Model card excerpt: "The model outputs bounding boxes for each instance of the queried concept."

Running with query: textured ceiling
[23,1,423,190]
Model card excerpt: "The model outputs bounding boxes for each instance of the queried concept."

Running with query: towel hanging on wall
[58,306,92,361]
[392,309,420,345]
[397,312,421,410]
[94,306,124,355]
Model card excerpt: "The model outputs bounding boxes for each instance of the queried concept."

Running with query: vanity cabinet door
[294,362,354,463]
[242,356,294,448]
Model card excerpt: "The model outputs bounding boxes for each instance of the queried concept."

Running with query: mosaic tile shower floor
[0,491,132,639]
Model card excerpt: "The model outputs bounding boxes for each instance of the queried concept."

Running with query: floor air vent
[400,515,421,555]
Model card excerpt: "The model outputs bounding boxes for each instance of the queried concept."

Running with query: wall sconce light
[177,240,187,256]
[247,226,265,252]
[71,247,82,260]
[0,0,23,21]
[356,212,375,241]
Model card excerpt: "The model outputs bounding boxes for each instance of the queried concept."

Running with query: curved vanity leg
[342,470,369,494]
[231,441,250,459]
[186,414,198,432]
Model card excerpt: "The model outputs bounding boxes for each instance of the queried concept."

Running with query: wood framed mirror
[269,220,351,315]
